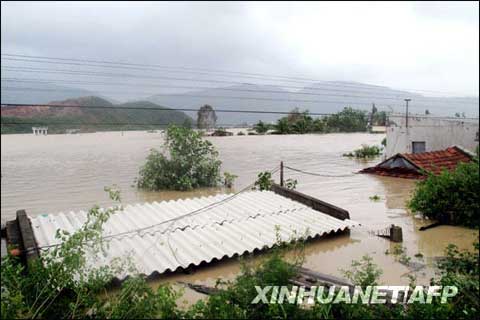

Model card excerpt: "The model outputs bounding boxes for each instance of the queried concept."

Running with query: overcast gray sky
[1,1,479,99]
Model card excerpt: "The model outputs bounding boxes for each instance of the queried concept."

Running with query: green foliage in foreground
[2,186,479,319]
[343,144,382,158]
[1,189,478,319]
[408,156,479,227]
[136,125,227,191]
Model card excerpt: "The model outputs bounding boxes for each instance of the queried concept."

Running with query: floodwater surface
[1,130,478,293]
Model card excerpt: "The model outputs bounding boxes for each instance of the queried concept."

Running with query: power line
[1,122,189,126]
[2,78,477,105]
[3,53,475,96]
[4,57,361,86]
[284,165,356,178]
[26,166,280,253]
[2,102,477,123]
[3,65,401,94]
[4,65,478,105]
[0,86,400,106]
[0,103,332,116]
[2,54,327,83]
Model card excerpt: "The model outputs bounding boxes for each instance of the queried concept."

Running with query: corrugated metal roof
[29,191,359,280]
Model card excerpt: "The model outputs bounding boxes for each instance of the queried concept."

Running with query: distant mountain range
[1,81,478,127]
[1,96,192,134]
[146,81,479,124]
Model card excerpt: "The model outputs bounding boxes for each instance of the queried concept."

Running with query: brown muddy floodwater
[1,130,478,301]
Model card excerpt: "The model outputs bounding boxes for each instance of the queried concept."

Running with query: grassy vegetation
[407,155,479,227]
[343,144,382,158]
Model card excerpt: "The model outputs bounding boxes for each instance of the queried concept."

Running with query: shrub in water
[408,157,479,227]
[137,125,223,191]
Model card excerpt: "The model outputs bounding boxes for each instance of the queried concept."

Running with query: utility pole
[404,99,411,129]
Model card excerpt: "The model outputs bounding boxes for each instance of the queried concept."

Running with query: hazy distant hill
[2,81,477,126]
[146,81,479,124]
[1,82,118,104]
[1,96,193,134]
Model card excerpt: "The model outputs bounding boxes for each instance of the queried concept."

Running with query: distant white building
[386,114,479,157]
[32,127,48,135]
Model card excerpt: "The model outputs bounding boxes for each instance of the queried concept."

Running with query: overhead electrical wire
[0,86,398,106]
[25,166,280,253]
[2,53,475,96]
[2,78,477,105]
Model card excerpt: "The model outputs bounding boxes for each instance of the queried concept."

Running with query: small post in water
[280,161,284,187]
[390,224,403,242]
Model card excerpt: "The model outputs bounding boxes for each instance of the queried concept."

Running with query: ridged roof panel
[30,191,358,280]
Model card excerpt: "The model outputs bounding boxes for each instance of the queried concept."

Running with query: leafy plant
[343,144,382,158]
[0,188,186,319]
[324,107,368,133]
[136,125,223,191]
[253,171,274,191]
[253,121,271,134]
[223,172,238,188]
[369,194,381,201]
[340,255,383,287]
[407,157,479,227]
[285,178,297,190]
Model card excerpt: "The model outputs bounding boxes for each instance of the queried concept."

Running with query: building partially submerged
[386,114,479,157]
[5,185,358,281]
[360,146,475,179]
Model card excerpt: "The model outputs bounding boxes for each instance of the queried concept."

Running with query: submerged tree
[137,125,223,191]
[197,104,217,130]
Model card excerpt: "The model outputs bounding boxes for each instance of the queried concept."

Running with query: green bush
[253,121,271,134]
[324,107,368,133]
[0,188,185,320]
[136,125,223,191]
[271,107,368,135]
[407,158,479,227]
[343,144,382,158]
[253,171,274,191]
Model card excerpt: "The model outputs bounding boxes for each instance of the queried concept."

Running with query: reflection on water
[1,131,478,291]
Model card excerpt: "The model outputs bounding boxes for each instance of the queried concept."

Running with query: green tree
[253,121,270,134]
[273,117,291,134]
[408,156,479,227]
[325,107,368,132]
[137,125,222,191]
[197,104,217,130]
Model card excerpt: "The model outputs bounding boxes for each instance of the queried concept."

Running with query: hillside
[1,96,193,134]
[1,81,118,104]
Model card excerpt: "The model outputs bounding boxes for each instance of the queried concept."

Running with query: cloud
[1,1,478,99]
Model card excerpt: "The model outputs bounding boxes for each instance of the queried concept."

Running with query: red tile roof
[359,146,474,179]
[359,166,425,179]
[402,146,473,175]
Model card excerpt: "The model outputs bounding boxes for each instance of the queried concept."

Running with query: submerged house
[5,185,358,281]
[386,114,479,158]
[360,146,475,179]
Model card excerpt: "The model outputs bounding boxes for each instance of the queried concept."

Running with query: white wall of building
[386,115,479,157]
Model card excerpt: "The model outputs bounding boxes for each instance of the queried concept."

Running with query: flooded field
[1,130,478,292]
